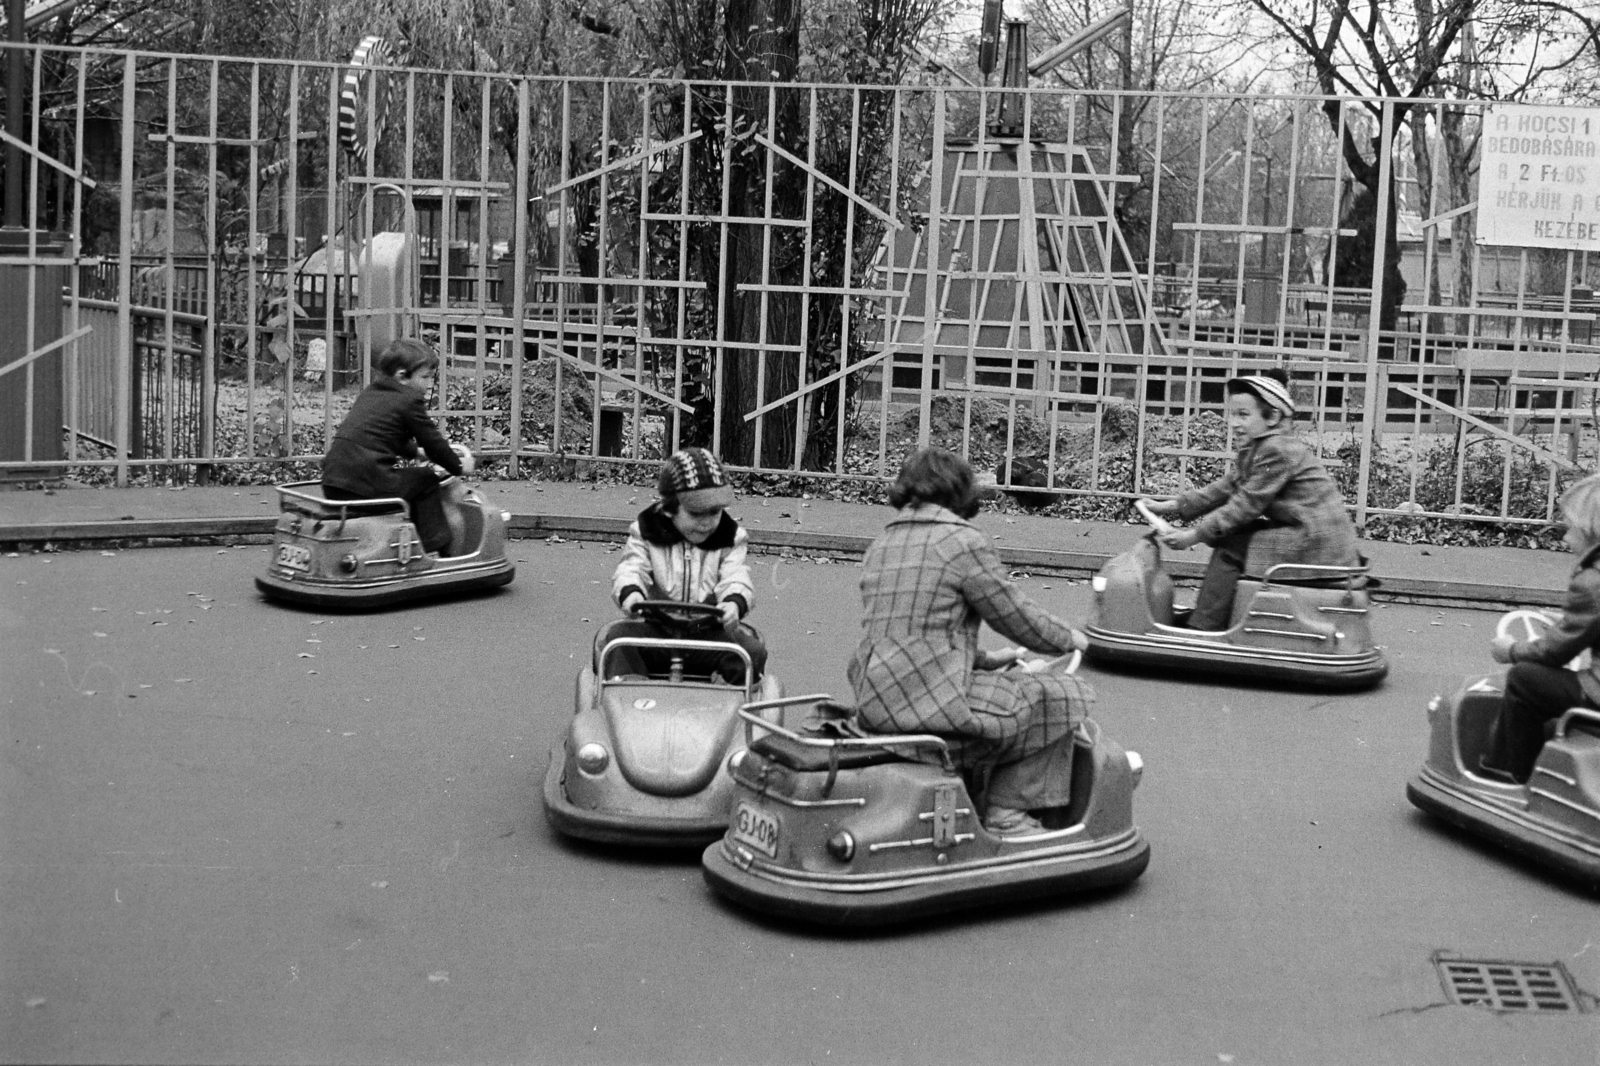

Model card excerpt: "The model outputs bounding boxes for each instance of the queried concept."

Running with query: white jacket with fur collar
[610,505,755,617]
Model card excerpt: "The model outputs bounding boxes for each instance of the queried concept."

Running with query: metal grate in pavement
[1435,958,1583,1014]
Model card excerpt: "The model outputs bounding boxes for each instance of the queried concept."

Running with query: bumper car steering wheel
[632,598,726,635]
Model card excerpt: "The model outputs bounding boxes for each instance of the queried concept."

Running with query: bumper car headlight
[727,749,747,775]
[1125,750,1144,787]
[501,511,512,523]
[575,743,610,776]
[826,830,855,863]
[1091,575,1107,593]
[340,554,359,573]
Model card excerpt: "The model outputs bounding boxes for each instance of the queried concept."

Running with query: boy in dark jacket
[1140,367,1359,630]
[322,339,475,554]
[1484,473,1600,782]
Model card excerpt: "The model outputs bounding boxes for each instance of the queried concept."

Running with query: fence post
[115,55,135,487]
[1354,98,1396,528]
[510,78,530,479]
[917,90,945,450]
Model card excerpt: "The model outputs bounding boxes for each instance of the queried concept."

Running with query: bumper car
[254,479,515,609]
[1083,500,1387,690]
[1406,610,1600,890]
[544,601,784,848]
[702,662,1149,928]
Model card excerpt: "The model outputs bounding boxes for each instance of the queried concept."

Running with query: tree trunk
[1328,124,1407,334]
[717,0,802,469]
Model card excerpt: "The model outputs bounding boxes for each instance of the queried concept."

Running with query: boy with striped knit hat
[1139,366,1360,630]
[600,448,767,682]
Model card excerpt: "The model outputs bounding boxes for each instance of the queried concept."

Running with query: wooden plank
[0,325,93,382]
[753,133,902,231]
[1390,383,1579,470]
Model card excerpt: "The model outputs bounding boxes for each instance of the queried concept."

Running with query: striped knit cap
[1229,373,1295,417]
[658,448,734,511]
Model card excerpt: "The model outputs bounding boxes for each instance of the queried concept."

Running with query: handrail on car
[599,636,755,701]
[1554,706,1600,740]
[275,481,412,532]
[1261,560,1371,583]
[736,695,955,772]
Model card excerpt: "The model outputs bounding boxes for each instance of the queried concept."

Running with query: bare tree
[1245,0,1479,330]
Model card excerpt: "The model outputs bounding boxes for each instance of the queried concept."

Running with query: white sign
[1477,104,1600,250]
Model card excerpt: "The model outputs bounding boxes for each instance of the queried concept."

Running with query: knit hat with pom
[657,448,734,511]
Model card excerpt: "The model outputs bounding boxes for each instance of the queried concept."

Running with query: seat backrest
[749,731,908,772]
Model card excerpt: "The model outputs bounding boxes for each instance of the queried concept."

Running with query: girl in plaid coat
[848,448,1092,837]
[1142,368,1359,630]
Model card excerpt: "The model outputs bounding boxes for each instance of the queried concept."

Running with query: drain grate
[1435,958,1583,1014]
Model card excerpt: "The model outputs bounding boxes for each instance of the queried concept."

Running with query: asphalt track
[2,541,1597,1066]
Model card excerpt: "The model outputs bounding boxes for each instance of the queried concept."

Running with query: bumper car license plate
[276,544,311,572]
[731,802,779,858]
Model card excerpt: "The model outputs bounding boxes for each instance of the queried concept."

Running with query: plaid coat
[1175,426,1359,575]
[847,504,1092,765]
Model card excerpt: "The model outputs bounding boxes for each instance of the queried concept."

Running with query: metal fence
[1,41,1596,527]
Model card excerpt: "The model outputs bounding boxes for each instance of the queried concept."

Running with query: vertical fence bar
[671,81,692,455]
[65,55,87,465]
[473,75,490,451]
[510,77,529,477]
[244,64,259,458]
[114,55,135,486]
[593,78,612,459]
[440,73,455,379]
[22,42,39,463]
[281,64,300,456]
[202,60,219,477]
[325,64,341,443]
[162,58,178,470]
[918,88,945,451]
[1355,98,1396,528]
[712,82,734,458]
[554,79,572,452]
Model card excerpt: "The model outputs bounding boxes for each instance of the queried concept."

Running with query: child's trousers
[1188,529,1253,630]
[1489,662,1598,781]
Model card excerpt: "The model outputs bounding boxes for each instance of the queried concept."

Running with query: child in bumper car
[1484,473,1600,783]
[602,448,767,684]
[321,338,474,555]
[1138,367,1359,631]
[848,447,1092,838]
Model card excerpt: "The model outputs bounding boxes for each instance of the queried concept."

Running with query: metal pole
[4,0,25,228]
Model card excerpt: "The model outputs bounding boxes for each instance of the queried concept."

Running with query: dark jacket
[321,377,461,498]
[1175,425,1359,575]
[1509,543,1600,703]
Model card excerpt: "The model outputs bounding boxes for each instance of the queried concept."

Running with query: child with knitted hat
[1138,366,1360,630]
[601,448,767,682]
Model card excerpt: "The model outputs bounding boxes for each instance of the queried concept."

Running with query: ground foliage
[37,382,1571,550]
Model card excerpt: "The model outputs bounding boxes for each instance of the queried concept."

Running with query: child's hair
[889,447,981,519]
[1559,473,1600,544]
[1226,365,1294,420]
[376,338,440,379]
